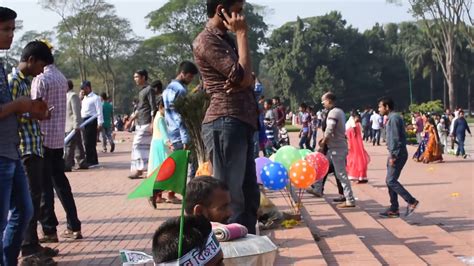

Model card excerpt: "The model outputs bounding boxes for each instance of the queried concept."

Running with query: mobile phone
[218,8,229,23]
[48,106,55,112]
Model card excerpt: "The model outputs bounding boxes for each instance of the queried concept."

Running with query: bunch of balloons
[255,145,330,191]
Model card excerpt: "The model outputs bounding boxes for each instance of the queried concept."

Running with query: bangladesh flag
[128,150,189,199]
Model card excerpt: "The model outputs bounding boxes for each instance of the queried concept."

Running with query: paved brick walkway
[42,129,473,265]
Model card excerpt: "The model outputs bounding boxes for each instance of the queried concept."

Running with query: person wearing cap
[80,80,103,166]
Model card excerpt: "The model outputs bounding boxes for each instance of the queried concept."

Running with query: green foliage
[144,0,268,78]
[408,100,444,114]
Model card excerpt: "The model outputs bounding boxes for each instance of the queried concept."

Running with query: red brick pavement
[40,130,473,265]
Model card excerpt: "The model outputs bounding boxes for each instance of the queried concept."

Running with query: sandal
[166,197,182,204]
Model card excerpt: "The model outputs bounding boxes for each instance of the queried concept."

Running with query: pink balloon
[306,152,329,181]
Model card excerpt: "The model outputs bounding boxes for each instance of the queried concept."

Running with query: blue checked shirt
[162,80,189,145]
[9,68,44,157]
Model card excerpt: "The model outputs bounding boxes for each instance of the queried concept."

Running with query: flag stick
[178,151,190,260]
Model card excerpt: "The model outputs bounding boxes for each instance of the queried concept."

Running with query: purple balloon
[255,157,272,184]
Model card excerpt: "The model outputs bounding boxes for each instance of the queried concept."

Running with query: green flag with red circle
[128,150,189,199]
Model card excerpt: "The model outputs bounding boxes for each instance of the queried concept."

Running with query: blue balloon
[260,162,289,190]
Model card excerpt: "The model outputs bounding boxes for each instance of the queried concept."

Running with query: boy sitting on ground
[152,215,224,266]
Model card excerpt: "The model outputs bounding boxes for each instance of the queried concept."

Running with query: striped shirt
[8,68,44,157]
[31,65,68,149]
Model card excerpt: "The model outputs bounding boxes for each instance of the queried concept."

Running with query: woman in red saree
[346,113,371,183]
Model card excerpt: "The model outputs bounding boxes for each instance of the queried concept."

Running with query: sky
[0,0,414,42]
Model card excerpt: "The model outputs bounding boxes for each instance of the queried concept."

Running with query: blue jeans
[299,133,311,149]
[386,152,416,211]
[0,157,33,266]
[202,117,260,234]
[372,129,381,145]
[456,134,465,156]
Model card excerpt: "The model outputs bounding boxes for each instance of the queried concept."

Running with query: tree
[406,0,471,110]
[41,0,136,110]
[404,25,439,101]
[40,0,108,80]
[145,0,269,77]
[264,12,381,110]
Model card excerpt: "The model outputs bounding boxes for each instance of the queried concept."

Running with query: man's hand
[166,141,174,152]
[29,99,49,120]
[222,10,247,34]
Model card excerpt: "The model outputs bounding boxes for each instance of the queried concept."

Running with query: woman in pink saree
[346,113,371,183]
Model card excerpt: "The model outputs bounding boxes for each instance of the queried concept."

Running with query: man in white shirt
[370,111,382,146]
[80,81,103,166]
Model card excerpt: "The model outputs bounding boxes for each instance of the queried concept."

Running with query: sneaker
[60,229,83,240]
[39,233,58,243]
[405,200,419,217]
[110,143,115,153]
[21,254,57,266]
[337,201,356,208]
[379,209,400,218]
[306,188,323,198]
[463,154,468,159]
[332,196,346,203]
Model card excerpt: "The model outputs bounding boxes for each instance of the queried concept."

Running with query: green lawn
[467,117,474,124]
[286,125,301,132]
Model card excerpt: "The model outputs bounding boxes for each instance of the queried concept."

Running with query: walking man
[452,110,472,159]
[315,92,355,208]
[370,110,382,146]
[79,80,103,166]
[64,80,88,172]
[129,70,156,179]
[100,93,115,153]
[378,97,419,218]
[193,0,260,233]
[32,53,83,243]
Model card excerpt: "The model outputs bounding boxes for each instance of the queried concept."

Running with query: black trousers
[64,129,87,170]
[83,117,98,165]
[202,117,260,234]
[40,147,81,235]
[21,154,43,256]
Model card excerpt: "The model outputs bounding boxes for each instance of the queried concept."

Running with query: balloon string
[284,186,297,214]
[279,190,293,212]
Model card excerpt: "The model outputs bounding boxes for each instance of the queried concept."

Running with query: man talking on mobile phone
[193,0,260,234]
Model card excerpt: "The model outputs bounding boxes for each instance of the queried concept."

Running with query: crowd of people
[411,109,471,162]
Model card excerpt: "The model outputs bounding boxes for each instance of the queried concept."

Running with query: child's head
[152,215,223,266]
[19,41,53,76]
[299,102,308,113]
[157,96,164,115]
[264,99,273,110]
[185,176,232,224]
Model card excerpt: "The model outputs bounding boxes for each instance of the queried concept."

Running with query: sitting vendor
[185,176,232,224]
